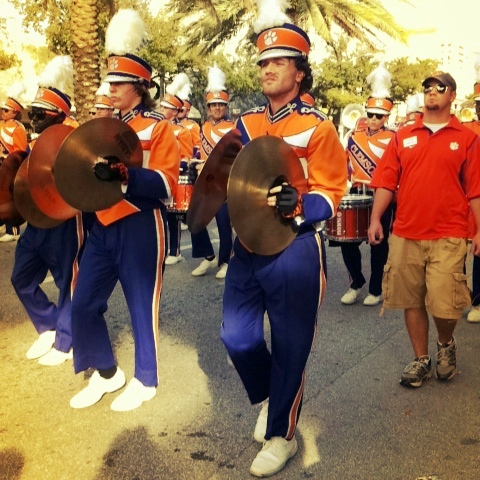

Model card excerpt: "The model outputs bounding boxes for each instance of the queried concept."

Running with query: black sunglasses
[89,111,96,116]
[423,84,448,94]
[28,107,47,120]
[367,112,385,120]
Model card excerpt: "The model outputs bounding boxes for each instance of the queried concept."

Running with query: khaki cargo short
[382,235,471,319]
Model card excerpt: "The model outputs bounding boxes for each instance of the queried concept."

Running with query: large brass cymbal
[54,117,143,212]
[227,136,308,255]
[186,129,243,233]
[28,124,79,220]
[14,158,64,229]
[0,150,28,225]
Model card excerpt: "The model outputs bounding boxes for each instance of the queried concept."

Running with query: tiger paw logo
[450,142,459,150]
[263,30,278,46]
[108,57,119,71]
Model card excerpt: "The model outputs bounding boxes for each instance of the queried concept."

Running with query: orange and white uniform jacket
[236,96,347,226]
[172,120,194,160]
[180,118,201,158]
[96,105,180,226]
[0,118,28,155]
[346,127,394,185]
[200,118,235,160]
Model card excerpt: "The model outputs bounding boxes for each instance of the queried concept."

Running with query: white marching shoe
[215,263,228,279]
[340,286,364,305]
[26,330,56,359]
[70,368,126,409]
[192,258,216,276]
[363,293,383,306]
[250,436,298,477]
[38,348,73,366]
[254,399,269,442]
[165,254,183,266]
[110,377,156,412]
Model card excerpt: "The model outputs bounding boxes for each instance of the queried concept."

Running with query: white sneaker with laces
[340,287,363,305]
[26,330,56,359]
[215,263,228,279]
[254,399,269,442]
[180,223,188,231]
[0,224,6,236]
[467,305,480,323]
[110,377,156,411]
[165,254,183,266]
[38,348,73,366]
[191,258,216,276]
[363,293,383,306]
[70,368,126,409]
[0,233,20,243]
[250,436,298,477]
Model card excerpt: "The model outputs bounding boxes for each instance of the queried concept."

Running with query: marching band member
[219,0,347,475]
[464,55,480,323]
[340,65,395,306]
[159,73,194,265]
[178,98,201,159]
[399,92,424,128]
[70,9,180,412]
[190,64,235,279]
[11,56,86,366]
[0,90,28,242]
[93,82,115,118]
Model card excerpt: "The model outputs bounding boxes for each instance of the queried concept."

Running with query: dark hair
[294,56,313,95]
[133,83,156,110]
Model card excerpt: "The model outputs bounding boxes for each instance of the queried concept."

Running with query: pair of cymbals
[187,129,243,234]
[228,136,307,255]
[12,118,143,228]
[186,133,307,255]
[54,117,143,212]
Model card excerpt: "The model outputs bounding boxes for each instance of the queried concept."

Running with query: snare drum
[167,175,193,219]
[324,194,373,242]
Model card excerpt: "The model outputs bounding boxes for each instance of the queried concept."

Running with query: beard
[425,104,439,111]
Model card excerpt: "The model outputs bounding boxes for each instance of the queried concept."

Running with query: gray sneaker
[400,357,432,388]
[436,338,457,381]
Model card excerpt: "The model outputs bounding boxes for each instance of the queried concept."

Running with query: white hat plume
[105,9,146,55]
[366,64,391,99]
[254,0,291,33]
[206,63,226,93]
[166,72,190,97]
[37,55,74,99]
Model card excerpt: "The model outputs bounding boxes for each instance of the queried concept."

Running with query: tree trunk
[71,0,101,124]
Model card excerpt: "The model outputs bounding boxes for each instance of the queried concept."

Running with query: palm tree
[165,0,410,55]
[71,0,118,123]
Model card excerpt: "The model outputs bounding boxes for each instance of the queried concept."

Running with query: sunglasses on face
[423,84,448,94]
[367,113,385,120]
[89,111,96,116]
[28,108,47,120]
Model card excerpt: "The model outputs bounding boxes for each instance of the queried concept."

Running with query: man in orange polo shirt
[369,71,480,389]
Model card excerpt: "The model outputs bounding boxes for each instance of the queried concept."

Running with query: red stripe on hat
[94,95,114,108]
[161,93,183,110]
[206,91,229,104]
[366,97,393,113]
[4,98,23,112]
[107,56,151,83]
[35,87,70,115]
[257,26,310,57]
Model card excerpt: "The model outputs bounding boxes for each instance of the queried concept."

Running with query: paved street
[1,224,480,480]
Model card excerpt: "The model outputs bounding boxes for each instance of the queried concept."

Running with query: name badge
[403,136,417,148]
